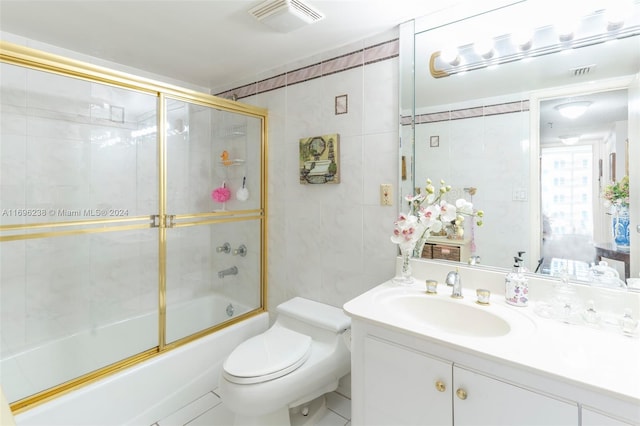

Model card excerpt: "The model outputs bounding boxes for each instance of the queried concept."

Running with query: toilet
[218,297,351,426]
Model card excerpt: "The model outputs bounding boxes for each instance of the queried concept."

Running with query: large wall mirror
[400,1,639,290]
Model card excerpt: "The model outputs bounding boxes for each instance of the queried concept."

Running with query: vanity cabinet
[357,335,578,426]
[362,336,452,425]
[453,366,577,426]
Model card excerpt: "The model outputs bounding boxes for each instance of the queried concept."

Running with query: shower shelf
[218,125,246,138]
[218,159,245,166]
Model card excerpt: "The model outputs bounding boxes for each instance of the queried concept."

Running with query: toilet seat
[223,326,312,385]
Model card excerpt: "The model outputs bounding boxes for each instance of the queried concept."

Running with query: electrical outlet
[512,189,527,201]
[380,184,392,206]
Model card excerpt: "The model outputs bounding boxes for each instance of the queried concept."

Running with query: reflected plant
[603,176,629,208]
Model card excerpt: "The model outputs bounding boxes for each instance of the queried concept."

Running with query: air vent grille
[570,64,596,77]
[249,0,324,23]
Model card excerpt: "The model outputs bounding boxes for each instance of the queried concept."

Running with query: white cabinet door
[361,336,453,426]
[582,407,636,426]
[453,366,579,426]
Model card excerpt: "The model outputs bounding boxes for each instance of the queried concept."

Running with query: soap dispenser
[505,251,529,307]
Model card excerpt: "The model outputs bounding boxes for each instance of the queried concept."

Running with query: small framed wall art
[335,95,348,115]
[299,134,340,184]
[430,135,440,147]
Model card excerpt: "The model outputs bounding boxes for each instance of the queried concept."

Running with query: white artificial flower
[455,198,474,215]
[391,213,425,246]
[392,178,484,252]
[439,200,457,223]
[417,204,443,233]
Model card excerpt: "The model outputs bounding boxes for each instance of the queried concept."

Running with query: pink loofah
[211,186,231,203]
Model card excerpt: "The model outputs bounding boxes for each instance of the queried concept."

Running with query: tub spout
[218,266,238,278]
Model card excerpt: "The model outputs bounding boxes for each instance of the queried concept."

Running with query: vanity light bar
[429,9,640,78]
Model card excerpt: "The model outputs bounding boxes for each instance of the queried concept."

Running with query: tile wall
[413,100,532,268]
[214,32,402,312]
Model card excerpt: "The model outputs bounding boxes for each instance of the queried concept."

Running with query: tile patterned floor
[151,390,351,426]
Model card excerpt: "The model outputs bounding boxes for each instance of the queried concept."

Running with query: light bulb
[474,37,495,59]
[605,0,632,30]
[555,16,578,42]
[440,46,461,66]
[512,28,534,51]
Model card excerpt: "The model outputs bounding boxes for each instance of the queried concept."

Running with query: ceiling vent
[249,0,324,33]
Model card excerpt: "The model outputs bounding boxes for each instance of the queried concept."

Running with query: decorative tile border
[287,62,323,85]
[451,106,484,120]
[256,73,286,94]
[484,100,528,116]
[215,39,399,100]
[322,50,364,76]
[364,39,399,64]
[405,99,529,126]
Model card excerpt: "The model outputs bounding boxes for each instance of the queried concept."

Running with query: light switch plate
[380,184,392,206]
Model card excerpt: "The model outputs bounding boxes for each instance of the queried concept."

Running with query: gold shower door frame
[0,41,268,413]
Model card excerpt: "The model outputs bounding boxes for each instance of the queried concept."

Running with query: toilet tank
[276,297,350,333]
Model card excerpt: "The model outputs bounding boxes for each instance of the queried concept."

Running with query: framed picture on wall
[299,134,340,184]
[609,152,616,181]
[335,95,348,115]
[430,135,439,147]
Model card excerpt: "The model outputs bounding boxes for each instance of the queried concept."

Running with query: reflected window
[540,144,595,273]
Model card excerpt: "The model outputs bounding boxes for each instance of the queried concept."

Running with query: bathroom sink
[378,293,511,337]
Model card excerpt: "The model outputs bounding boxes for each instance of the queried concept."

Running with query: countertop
[343,279,640,406]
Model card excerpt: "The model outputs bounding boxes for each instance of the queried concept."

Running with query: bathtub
[8,295,268,426]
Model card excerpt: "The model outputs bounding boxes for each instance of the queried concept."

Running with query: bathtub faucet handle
[233,244,247,257]
[217,242,231,254]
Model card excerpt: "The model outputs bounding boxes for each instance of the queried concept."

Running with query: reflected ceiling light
[440,46,461,65]
[559,135,581,145]
[555,101,592,119]
[474,37,495,59]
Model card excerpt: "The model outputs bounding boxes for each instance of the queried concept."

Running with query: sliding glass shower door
[0,42,267,411]
[163,98,263,345]
[0,62,160,402]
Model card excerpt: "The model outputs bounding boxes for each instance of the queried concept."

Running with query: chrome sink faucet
[446,269,463,299]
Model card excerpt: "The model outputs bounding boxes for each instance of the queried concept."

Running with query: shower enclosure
[0,41,267,412]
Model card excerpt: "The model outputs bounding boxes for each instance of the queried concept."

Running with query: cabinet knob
[456,388,468,400]
[435,381,446,392]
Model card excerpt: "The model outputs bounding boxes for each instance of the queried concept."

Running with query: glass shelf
[218,159,245,166]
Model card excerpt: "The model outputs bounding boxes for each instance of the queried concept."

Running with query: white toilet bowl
[218,297,351,426]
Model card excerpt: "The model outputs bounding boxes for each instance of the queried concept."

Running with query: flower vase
[393,244,415,285]
[413,234,429,258]
[612,205,630,251]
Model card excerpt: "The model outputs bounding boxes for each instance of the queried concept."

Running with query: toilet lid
[223,326,312,385]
